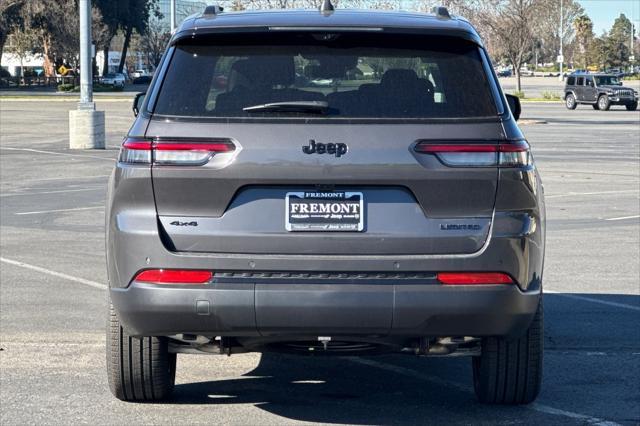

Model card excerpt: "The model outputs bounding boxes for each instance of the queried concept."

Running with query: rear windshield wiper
[243,101,329,114]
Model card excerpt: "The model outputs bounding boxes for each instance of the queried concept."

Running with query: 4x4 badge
[170,221,198,227]
[303,140,348,157]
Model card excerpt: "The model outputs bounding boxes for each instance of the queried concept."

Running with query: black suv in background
[564,73,638,111]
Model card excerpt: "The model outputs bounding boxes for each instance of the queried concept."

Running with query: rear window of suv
[153,33,499,120]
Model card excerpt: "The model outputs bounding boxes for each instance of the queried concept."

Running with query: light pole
[558,0,564,81]
[170,0,177,32]
[79,0,92,106]
[631,21,635,73]
[69,0,105,149]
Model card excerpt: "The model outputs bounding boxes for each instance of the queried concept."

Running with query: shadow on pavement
[170,293,639,424]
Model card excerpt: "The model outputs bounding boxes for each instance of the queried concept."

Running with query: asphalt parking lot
[498,76,640,98]
[1,99,639,425]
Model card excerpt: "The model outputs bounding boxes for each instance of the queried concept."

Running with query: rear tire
[565,93,577,110]
[107,299,176,401]
[626,102,638,111]
[597,95,610,111]
[472,300,543,405]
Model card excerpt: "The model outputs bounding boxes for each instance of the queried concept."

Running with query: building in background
[0,52,44,77]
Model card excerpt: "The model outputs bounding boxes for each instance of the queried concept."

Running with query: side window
[576,76,584,86]
[585,77,594,87]
[566,76,575,85]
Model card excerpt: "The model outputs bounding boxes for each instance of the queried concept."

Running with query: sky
[576,0,639,35]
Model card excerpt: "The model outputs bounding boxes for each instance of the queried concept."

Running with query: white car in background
[131,69,151,79]
[102,73,126,87]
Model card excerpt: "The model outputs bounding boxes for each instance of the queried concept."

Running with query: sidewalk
[0,83,147,99]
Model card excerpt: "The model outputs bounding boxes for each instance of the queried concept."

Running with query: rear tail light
[119,140,152,164]
[119,138,235,165]
[415,140,531,167]
[436,272,514,285]
[134,269,212,285]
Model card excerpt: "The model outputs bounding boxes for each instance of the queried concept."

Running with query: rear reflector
[134,269,212,284]
[119,138,235,165]
[436,272,514,285]
[415,140,531,167]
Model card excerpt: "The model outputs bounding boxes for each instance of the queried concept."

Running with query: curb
[1,96,131,102]
[518,119,548,125]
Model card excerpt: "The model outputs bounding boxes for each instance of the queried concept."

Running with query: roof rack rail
[203,4,224,16]
[431,6,451,19]
[320,0,335,13]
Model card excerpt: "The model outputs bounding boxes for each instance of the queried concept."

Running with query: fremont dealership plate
[285,191,364,231]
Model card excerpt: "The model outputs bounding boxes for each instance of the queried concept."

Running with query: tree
[533,0,583,65]
[0,0,26,61]
[603,14,632,68]
[6,25,37,79]
[116,0,159,74]
[588,35,607,70]
[94,0,160,75]
[134,18,170,68]
[573,14,593,69]
[94,0,127,75]
[4,0,108,77]
[229,0,246,11]
[239,0,317,8]
[457,0,541,92]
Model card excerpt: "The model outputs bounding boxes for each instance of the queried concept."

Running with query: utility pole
[79,0,92,105]
[631,21,635,73]
[69,0,105,149]
[170,0,177,32]
[558,0,564,81]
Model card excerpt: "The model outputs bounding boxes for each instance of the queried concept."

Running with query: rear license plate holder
[285,191,364,232]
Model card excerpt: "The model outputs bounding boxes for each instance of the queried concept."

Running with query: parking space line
[0,147,116,162]
[15,206,104,215]
[11,174,111,183]
[1,187,103,198]
[604,215,640,221]
[0,257,107,290]
[349,358,621,426]
[545,290,640,312]
[542,170,639,178]
[545,190,639,199]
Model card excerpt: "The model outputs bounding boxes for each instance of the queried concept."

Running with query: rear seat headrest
[230,56,295,88]
[380,69,420,87]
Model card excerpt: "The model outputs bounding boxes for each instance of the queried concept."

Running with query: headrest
[307,56,358,79]
[230,56,294,88]
[380,69,420,87]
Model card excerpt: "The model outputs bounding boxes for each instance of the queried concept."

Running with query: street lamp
[69,0,105,149]
[631,21,636,73]
[558,0,564,81]
[170,0,177,32]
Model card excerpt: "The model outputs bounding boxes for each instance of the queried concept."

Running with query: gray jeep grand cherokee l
[106,4,545,405]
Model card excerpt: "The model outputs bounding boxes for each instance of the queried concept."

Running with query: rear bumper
[110,281,540,339]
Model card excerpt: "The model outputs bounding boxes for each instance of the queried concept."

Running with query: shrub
[57,83,76,92]
[512,90,525,99]
[94,83,124,92]
[542,91,561,100]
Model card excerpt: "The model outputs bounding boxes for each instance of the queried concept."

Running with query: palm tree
[573,14,593,69]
